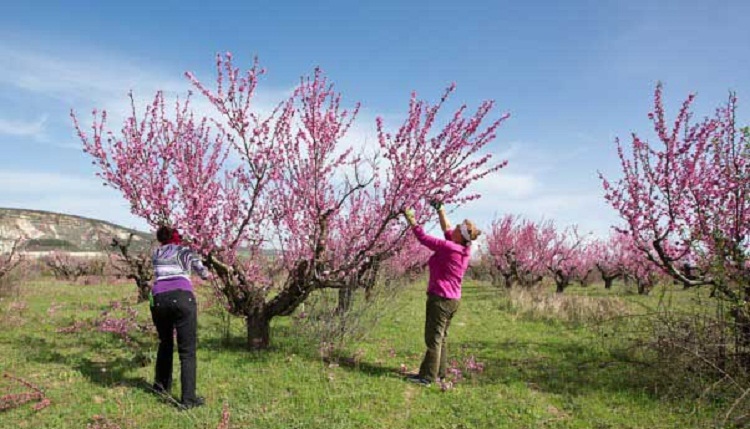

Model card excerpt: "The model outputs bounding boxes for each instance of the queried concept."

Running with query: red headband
[168,230,182,245]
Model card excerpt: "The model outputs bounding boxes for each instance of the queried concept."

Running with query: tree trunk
[603,277,614,290]
[554,270,568,293]
[490,272,499,287]
[637,281,650,295]
[502,273,514,289]
[732,285,750,370]
[337,287,354,314]
[135,278,150,303]
[246,311,271,350]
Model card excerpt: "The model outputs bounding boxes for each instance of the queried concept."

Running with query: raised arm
[431,201,452,233]
[437,206,452,233]
[403,208,458,253]
[413,225,462,253]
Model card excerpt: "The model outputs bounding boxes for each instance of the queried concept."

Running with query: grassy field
[0,278,728,428]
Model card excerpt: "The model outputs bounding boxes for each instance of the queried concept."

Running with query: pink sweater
[412,226,471,300]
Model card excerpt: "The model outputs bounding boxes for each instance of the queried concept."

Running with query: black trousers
[150,289,198,403]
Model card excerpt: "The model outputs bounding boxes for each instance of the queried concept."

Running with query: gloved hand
[403,208,416,226]
[429,200,444,211]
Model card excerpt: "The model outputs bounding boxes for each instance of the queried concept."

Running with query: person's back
[421,227,472,300]
[149,226,208,409]
[152,243,208,294]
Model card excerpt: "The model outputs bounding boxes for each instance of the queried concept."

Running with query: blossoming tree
[590,234,626,290]
[601,84,750,344]
[73,53,509,349]
[486,215,557,288]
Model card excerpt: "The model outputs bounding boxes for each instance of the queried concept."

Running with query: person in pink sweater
[404,201,481,385]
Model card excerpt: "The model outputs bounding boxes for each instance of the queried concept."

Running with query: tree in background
[485,215,556,288]
[572,239,597,287]
[590,234,626,290]
[601,84,750,354]
[618,233,661,295]
[486,214,518,287]
[0,237,25,297]
[107,233,154,303]
[546,226,587,294]
[0,238,24,281]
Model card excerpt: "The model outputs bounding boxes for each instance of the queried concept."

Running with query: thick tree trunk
[135,278,150,303]
[578,270,593,287]
[554,270,568,293]
[246,311,271,350]
[249,260,313,349]
[502,273,514,289]
[637,281,651,295]
[603,277,614,290]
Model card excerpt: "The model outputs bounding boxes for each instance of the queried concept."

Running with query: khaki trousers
[418,293,460,381]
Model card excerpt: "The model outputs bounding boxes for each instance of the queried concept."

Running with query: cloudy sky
[1,0,749,237]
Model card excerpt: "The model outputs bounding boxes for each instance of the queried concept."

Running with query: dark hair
[156,225,173,244]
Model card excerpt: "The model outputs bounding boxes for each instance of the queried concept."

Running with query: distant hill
[0,208,151,253]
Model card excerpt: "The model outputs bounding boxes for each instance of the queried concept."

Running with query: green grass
[0,279,727,428]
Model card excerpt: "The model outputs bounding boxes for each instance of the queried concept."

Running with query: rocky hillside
[0,208,150,253]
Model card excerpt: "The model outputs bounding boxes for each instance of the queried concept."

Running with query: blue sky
[1,0,749,237]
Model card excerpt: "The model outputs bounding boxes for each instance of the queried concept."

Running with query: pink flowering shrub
[437,355,485,391]
[0,373,50,412]
[58,300,152,351]
[216,403,231,429]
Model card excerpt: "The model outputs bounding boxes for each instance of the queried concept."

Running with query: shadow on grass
[310,333,662,398]
[12,333,188,406]
[199,324,320,362]
[451,337,662,400]
[324,354,404,378]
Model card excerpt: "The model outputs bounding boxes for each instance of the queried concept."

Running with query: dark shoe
[405,374,431,386]
[180,396,205,410]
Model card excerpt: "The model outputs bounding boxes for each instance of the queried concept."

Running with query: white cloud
[0,45,181,101]
[451,187,617,239]
[0,115,47,139]
[0,171,101,194]
[445,155,620,239]
[0,43,290,129]
[0,170,147,230]
[469,171,536,199]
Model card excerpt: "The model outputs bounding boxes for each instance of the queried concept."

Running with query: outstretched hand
[403,208,417,226]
